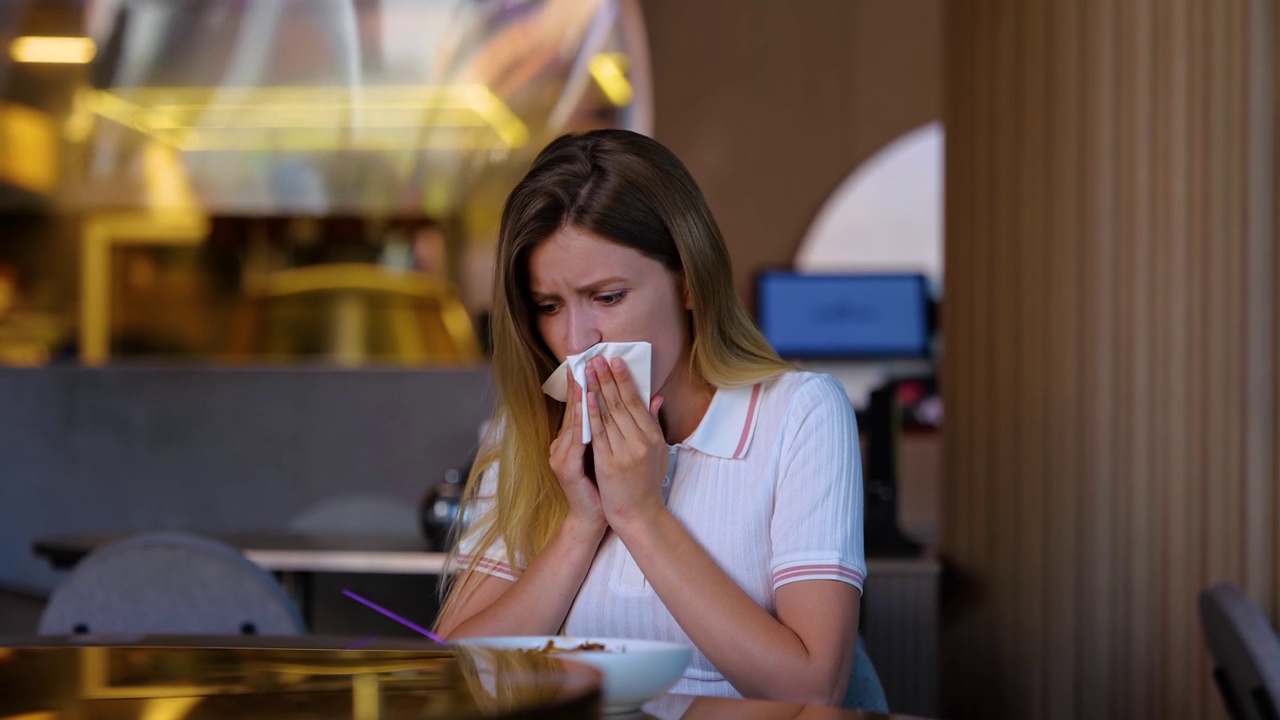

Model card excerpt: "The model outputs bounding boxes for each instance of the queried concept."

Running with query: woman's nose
[564,308,601,356]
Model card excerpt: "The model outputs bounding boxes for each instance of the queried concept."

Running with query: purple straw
[341,589,448,645]
[343,636,378,650]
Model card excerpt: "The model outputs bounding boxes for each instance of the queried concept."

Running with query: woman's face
[527,224,692,397]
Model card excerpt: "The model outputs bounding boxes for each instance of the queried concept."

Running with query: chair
[1199,581,1280,720]
[38,531,306,636]
[843,636,889,712]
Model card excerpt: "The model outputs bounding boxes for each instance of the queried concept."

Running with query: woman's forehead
[530,227,645,270]
[528,239,677,300]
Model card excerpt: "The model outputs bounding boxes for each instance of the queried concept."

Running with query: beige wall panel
[642,0,944,300]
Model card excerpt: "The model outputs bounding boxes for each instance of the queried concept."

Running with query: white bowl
[452,635,692,713]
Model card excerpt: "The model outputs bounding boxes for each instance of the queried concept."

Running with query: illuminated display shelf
[85,85,531,152]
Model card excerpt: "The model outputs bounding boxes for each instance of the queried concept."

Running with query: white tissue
[541,341,653,443]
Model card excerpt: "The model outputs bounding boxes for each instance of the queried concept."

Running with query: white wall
[795,121,944,292]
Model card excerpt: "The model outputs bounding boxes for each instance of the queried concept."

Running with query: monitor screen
[756,272,933,359]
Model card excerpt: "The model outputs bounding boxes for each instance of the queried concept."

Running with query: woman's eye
[536,303,559,315]
[597,291,627,306]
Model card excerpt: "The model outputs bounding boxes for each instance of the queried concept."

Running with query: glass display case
[0,0,653,365]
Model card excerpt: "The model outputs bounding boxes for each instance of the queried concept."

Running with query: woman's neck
[657,368,713,446]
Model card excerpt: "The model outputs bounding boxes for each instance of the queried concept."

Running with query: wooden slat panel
[1222,0,1249,596]
[1014,0,1049,711]
[940,0,963,705]
[1119,0,1157,714]
[1150,0,1173,711]
[1080,1,1121,715]
[1203,0,1229,598]
[941,0,1275,717]
[970,1,997,713]
[1044,1,1086,716]
[1241,0,1277,618]
[1149,0,1177,713]
[988,1,1020,713]
[1243,0,1279,634]
[1271,0,1280,629]
[981,1,1005,714]
[940,0,972,576]
[1013,0,1044,712]
[1186,11,1213,714]
[940,0,983,714]
[1161,0,1200,715]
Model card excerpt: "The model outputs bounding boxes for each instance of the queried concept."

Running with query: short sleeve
[768,374,866,593]
[452,462,521,582]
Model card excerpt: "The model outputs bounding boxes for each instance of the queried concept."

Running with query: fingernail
[585,366,597,384]
[610,357,624,371]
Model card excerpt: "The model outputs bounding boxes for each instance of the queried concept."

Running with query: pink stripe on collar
[731,384,763,459]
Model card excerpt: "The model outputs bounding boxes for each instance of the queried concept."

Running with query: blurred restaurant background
[0,1,1276,719]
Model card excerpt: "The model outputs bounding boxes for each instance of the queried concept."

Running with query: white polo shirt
[457,370,866,698]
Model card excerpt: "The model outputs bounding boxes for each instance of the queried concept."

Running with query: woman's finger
[649,394,664,421]
[592,357,645,440]
[609,357,654,423]
[584,360,610,429]
[558,374,576,434]
[551,376,578,459]
[569,374,585,444]
[585,387,611,455]
[551,377,585,473]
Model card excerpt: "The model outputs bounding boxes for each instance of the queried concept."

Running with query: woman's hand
[584,356,668,531]
[548,374,606,534]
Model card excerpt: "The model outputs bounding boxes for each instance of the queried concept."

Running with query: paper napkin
[541,341,653,443]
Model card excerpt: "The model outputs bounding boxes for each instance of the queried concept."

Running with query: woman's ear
[681,273,693,310]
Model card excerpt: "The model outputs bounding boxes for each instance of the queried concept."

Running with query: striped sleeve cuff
[453,554,521,582]
[771,561,865,592]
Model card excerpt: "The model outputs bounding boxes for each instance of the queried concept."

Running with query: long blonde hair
[437,130,791,624]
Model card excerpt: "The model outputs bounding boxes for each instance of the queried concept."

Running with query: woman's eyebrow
[575,277,630,293]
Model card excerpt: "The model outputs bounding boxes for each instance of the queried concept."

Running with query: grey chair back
[1199,581,1280,720]
[843,636,889,712]
[38,531,306,636]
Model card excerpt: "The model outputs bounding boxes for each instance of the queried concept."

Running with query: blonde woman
[436,130,866,705]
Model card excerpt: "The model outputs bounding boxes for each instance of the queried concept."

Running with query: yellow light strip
[461,85,530,149]
[86,85,529,152]
[9,36,96,64]
[588,53,634,107]
[84,90,192,147]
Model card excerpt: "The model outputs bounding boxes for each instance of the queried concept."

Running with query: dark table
[0,635,927,719]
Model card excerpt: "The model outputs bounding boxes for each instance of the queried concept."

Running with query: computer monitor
[755,271,933,359]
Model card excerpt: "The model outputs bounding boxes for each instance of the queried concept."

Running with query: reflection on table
[0,637,600,720]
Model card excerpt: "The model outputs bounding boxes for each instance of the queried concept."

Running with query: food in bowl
[452,636,692,714]
[518,640,610,655]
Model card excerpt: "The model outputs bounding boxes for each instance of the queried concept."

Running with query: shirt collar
[678,382,764,459]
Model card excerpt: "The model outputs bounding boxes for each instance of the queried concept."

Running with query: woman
[435,129,866,705]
